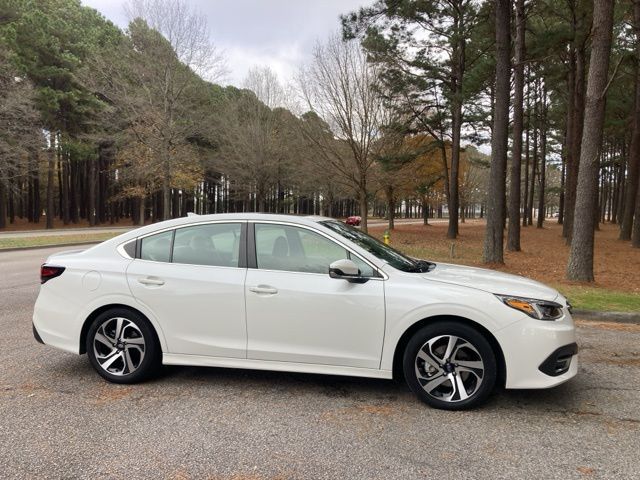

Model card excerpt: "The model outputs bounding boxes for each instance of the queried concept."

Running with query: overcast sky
[82,0,369,87]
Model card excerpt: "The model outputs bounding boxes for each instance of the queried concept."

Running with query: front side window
[255,223,374,276]
[320,220,430,272]
[172,223,242,267]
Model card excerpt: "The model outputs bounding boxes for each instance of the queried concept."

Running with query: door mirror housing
[329,259,368,283]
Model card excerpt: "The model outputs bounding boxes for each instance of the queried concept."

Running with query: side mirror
[329,259,368,284]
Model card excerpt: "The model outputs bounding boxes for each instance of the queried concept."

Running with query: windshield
[320,220,433,273]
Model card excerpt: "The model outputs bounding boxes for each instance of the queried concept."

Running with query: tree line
[1,0,639,283]
[343,0,640,282]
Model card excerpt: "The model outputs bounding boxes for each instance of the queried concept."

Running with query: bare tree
[299,35,384,232]
[483,0,511,264]
[244,66,286,109]
[124,0,226,81]
[567,0,615,281]
[90,4,224,220]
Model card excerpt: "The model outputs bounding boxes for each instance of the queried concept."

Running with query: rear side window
[172,223,242,267]
[122,240,136,258]
[140,231,173,262]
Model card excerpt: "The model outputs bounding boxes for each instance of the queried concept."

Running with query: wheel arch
[80,304,162,355]
[391,315,506,387]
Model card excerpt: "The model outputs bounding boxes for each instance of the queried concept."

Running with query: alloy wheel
[414,334,485,403]
[93,317,146,376]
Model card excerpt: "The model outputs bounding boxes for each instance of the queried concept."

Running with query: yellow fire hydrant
[383,230,390,245]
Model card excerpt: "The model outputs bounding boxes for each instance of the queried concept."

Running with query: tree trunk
[483,0,510,263]
[559,134,567,224]
[447,10,466,240]
[46,148,55,229]
[386,185,395,230]
[61,148,70,225]
[632,184,640,247]
[448,104,462,239]
[537,85,548,229]
[567,0,614,281]
[522,87,530,227]
[507,0,526,251]
[0,181,6,229]
[423,195,429,225]
[620,0,640,240]
[88,156,96,226]
[564,37,587,241]
[359,190,368,233]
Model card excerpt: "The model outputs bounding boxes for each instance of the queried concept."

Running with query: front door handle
[248,285,278,295]
[138,277,165,286]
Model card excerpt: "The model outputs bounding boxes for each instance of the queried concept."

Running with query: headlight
[495,295,564,321]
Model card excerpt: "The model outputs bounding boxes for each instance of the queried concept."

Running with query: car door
[244,222,385,369]
[126,221,247,358]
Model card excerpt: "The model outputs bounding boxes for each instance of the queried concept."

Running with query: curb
[0,241,101,253]
[573,309,640,325]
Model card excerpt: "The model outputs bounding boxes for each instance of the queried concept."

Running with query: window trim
[249,221,385,280]
[132,220,248,269]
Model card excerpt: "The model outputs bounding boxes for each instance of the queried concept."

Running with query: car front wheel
[403,321,497,410]
[86,308,160,384]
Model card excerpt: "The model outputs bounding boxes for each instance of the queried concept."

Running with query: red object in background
[345,216,361,226]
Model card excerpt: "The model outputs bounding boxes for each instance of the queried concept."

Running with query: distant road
[0,226,132,239]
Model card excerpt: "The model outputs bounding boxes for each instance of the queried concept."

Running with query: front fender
[380,290,522,371]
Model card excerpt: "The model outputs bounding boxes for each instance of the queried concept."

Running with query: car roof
[103,213,337,244]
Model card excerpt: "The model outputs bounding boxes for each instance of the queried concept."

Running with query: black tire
[403,321,497,410]
[86,308,161,384]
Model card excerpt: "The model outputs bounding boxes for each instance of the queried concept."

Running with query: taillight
[40,264,65,284]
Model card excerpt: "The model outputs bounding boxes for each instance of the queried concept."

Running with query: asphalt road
[1,246,638,479]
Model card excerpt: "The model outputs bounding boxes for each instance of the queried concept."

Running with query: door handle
[138,277,165,286]
[248,285,278,295]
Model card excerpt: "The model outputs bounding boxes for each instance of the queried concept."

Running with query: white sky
[82,0,369,87]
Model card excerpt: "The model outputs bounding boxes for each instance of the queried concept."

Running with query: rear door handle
[248,285,278,295]
[138,277,165,286]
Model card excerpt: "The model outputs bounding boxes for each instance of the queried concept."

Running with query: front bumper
[539,342,578,377]
[495,311,578,389]
[32,323,44,344]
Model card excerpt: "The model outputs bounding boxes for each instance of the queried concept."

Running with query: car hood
[421,262,559,302]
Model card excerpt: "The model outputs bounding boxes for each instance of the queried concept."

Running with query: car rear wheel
[403,321,497,410]
[86,308,160,384]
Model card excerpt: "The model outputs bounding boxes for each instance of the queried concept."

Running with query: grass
[552,285,640,313]
[0,233,119,250]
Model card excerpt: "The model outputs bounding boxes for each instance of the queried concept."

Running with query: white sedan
[33,214,577,409]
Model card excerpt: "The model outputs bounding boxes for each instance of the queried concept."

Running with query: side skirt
[163,353,393,380]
